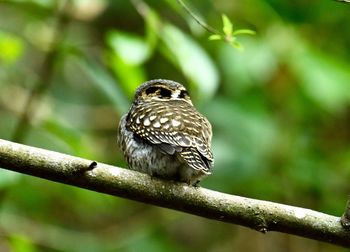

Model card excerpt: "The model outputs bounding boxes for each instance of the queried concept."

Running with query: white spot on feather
[165,112,173,116]
[144,118,151,126]
[160,117,169,124]
[153,121,161,128]
[172,119,181,127]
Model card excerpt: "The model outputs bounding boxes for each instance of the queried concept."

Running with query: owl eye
[159,87,172,98]
[145,86,172,98]
[179,90,189,99]
[145,86,159,95]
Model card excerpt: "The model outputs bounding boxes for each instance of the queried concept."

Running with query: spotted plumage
[118,79,214,185]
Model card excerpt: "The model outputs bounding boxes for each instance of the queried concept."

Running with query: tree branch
[0,139,349,247]
[341,196,350,229]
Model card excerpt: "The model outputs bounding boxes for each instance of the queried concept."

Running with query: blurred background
[0,0,350,251]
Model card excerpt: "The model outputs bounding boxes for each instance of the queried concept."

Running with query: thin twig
[176,0,219,35]
[0,139,349,247]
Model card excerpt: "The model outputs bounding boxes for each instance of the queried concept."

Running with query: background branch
[11,1,70,143]
[0,139,349,248]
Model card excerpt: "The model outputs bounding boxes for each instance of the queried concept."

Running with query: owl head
[133,79,193,105]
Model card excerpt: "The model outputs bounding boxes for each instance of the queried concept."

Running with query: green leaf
[106,30,148,97]
[107,31,150,65]
[0,30,24,64]
[162,24,219,98]
[144,6,160,54]
[42,118,89,157]
[222,14,233,36]
[9,234,37,252]
[75,55,130,113]
[233,29,256,36]
[290,44,350,112]
[224,35,236,43]
[231,41,244,51]
[208,34,222,41]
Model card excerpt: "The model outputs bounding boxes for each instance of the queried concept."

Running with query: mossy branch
[0,139,349,247]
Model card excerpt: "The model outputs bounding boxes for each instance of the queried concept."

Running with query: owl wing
[127,100,213,171]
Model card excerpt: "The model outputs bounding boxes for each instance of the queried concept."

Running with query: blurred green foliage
[0,0,349,251]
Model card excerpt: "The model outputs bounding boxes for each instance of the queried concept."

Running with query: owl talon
[192,181,201,187]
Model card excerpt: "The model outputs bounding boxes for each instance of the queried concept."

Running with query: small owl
[117,79,213,185]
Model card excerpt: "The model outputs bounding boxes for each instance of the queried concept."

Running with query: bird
[117,79,214,185]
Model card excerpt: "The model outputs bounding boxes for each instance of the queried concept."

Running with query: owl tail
[180,147,212,173]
